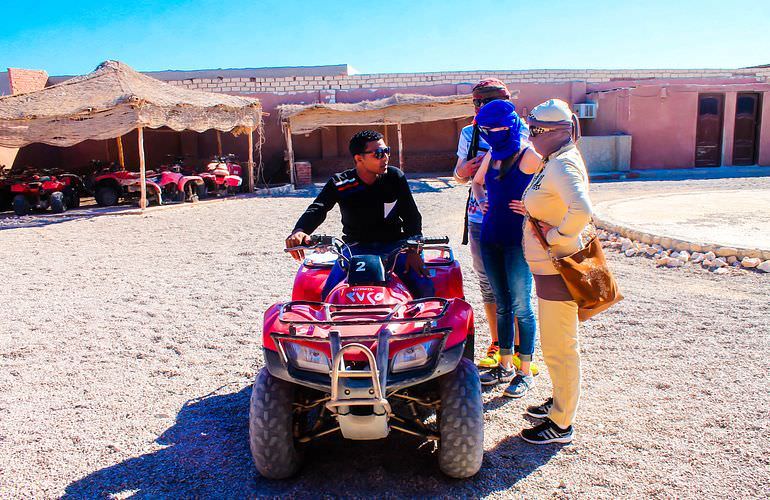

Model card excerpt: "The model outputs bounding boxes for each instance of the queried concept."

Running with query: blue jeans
[321,241,435,300]
[468,222,496,303]
[480,243,537,360]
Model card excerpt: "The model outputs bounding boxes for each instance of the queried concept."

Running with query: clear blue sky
[2,0,768,76]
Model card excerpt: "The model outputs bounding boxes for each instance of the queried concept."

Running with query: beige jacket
[522,144,592,275]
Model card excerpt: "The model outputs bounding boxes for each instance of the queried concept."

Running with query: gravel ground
[0,176,768,498]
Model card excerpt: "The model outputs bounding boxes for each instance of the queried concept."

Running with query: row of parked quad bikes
[0,155,244,216]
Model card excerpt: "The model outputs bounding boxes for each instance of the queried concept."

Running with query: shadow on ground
[267,177,456,200]
[63,384,563,498]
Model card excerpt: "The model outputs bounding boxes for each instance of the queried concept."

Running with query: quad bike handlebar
[284,234,449,272]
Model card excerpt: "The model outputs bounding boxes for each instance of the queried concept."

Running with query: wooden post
[216,130,223,156]
[383,124,389,146]
[284,123,296,186]
[396,123,404,170]
[138,127,147,210]
[116,136,125,169]
[247,127,255,192]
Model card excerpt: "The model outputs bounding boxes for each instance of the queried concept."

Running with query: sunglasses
[362,146,391,159]
[478,125,510,134]
[529,126,552,137]
[473,97,500,108]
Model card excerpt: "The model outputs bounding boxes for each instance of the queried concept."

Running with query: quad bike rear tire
[249,368,303,479]
[12,195,30,216]
[437,357,484,478]
[197,183,209,200]
[95,186,119,206]
[50,192,65,213]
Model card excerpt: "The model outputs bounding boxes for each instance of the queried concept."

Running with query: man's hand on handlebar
[285,230,311,261]
[404,248,429,278]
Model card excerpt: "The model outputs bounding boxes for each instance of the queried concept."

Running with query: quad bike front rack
[324,329,392,439]
[277,297,451,328]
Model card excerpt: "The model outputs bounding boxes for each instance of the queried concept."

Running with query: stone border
[594,215,770,261]
[595,222,770,274]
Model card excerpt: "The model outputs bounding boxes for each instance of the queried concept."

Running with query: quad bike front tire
[12,195,30,216]
[50,192,65,213]
[249,368,303,479]
[437,357,484,478]
[64,186,80,209]
[95,186,119,206]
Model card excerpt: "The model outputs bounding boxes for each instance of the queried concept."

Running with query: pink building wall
[9,65,770,178]
[586,83,770,168]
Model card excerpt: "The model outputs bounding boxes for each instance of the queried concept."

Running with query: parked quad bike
[9,170,83,216]
[197,154,242,198]
[0,167,13,211]
[250,235,483,480]
[92,164,203,207]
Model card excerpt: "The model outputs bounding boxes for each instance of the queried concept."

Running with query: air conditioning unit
[574,102,597,119]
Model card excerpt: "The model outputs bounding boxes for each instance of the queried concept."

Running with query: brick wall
[7,68,49,95]
[162,67,770,95]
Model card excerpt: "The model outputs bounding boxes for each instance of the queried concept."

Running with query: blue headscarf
[475,99,523,161]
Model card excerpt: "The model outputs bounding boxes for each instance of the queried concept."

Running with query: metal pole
[138,127,147,210]
[397,123,404,170]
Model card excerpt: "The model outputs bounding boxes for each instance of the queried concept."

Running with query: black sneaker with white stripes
[526,397,553,419]
[520,418,573,444]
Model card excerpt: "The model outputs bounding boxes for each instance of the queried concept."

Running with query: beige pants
[538,297,580,428]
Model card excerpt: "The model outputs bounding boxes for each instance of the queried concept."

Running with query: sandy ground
[592,177,770,250]
[0,176,768,498]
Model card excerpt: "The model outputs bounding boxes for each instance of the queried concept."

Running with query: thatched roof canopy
[278,93,475,134]
[0,60,262,148]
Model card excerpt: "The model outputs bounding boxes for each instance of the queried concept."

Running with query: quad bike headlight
[391,340,439,373]
[284,342,331,373]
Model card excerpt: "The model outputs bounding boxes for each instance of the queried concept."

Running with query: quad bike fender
[94,177,122,193]
[291,263,332,302]
[224,175,242,187]
[177,176,204,191]
[434,298,474,351]
[10,184,30,193]
[41,180,64,191]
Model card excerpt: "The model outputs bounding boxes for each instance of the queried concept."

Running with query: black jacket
[293,166,422,244]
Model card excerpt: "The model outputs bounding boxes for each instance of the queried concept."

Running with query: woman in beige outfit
[510,99,592,444]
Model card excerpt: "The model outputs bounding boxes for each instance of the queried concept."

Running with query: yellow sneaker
[478,344,501,369]
[511,354,540,376]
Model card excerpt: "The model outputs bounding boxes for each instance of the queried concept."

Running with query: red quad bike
[0,167,14,211]
[10,171,82,216]
[92,164,203,207]
[198,154,242,198]
[250,235,483,479]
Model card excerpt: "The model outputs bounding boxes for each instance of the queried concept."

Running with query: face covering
[479,125,522,161]
[528,114,581,159]
[530,128,572,159]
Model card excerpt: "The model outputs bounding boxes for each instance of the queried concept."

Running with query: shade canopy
[278,93,477,134]
[0,60,262,148]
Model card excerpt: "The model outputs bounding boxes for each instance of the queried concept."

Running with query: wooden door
[695,94,724,167]
[732,92,762,165]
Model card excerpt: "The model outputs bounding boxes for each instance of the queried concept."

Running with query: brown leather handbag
[528,217,623,321]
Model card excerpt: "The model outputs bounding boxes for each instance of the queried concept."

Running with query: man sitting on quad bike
[286,130,434,300]
[253,130,483,481]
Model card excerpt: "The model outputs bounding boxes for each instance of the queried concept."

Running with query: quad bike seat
[347,255,387,286]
